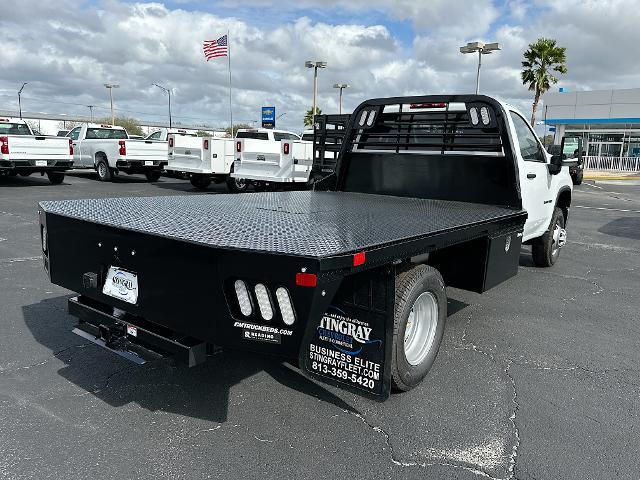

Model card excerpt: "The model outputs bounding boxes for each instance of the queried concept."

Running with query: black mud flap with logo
[299,266,395,400]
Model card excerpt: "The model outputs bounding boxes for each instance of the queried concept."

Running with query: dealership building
[544,87,640,158]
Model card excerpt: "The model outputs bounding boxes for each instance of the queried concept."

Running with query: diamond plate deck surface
[40,192,522,258]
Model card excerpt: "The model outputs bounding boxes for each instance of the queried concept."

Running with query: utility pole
[18,82,28,119]
[88,105,94,122]
[103,83,120,125]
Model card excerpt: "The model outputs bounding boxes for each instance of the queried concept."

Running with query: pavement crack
[505,361,521,479]
[0,343,90,374]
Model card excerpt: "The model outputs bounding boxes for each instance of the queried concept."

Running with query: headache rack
[311,114,350,181]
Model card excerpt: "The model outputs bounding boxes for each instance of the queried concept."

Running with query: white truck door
[508,110,555,241]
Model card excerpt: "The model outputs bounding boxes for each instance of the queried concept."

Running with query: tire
[96,158,112,182]
[18,172,32,177]
[226,175,248,193]
[391,264,447,392]
[190,175,212,190]
[572,171,583,185]
[46,171,65,184]
[532,207,566,267]
[145,170,162,182]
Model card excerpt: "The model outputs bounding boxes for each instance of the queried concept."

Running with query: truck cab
[67,123,167,182]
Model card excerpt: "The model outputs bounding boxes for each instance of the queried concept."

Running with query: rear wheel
[532,207,566,267]
[226,175,248,193]
[391,265,447,392]
[190,175,212,190]
[46,171,65,184]
[145,170,162,182]
[96,159,112,182]
[572,171,583,185]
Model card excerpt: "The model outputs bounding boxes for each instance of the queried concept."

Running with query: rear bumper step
[69,296,207,367]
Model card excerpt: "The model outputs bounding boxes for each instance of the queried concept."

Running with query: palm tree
[304,107,322,127]
[521,38,567,126]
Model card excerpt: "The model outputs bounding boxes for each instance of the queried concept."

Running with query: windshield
[0,123,32,135]
[273,132,300,141]
[236,131,269,140]
[85,128,128,140]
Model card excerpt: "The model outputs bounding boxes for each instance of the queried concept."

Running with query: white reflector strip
[276,287,295,325]
[469,107,479,125]
[480,106,490,125]
[254,283,273,321]
[234,280,252,316]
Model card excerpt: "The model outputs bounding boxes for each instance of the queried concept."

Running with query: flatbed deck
[40,191,525,263]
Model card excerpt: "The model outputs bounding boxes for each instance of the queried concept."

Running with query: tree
[195,130,211,137]
[96,116,144,137]
[521,38,567,126]
[304,107,322,127]
[539,134,554,148]
[56,120,83,131]
[224,123,252,137]
[25,120,41,135]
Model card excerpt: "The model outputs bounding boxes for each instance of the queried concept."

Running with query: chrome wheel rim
[404,292,439,366]
[98,162,107,178]
[235,178,247,189]
[552,221,566,257]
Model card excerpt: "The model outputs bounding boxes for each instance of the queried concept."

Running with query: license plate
[35,160,47,167]
[256,155,266,161]
[126,325,138,337]
[102,267,139,304]
[144,161,153,166]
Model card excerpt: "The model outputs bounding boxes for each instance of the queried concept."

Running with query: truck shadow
[0,175,63,187]
[22,296,357,424]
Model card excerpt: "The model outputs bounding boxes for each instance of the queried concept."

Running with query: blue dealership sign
[262,106,275,128]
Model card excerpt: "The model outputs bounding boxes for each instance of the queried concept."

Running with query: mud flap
[299,265,395,400]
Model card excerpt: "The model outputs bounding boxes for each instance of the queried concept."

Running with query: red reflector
[353,251,366,266]
[0,136,9,154]
[203,139,209,150]
[168,137,174,147]
[410,102,447,109]
[118,140,126,156]
[236,141,242,153]
[283,142,290,155]
[296,272,317,287]
[69,139,73,155]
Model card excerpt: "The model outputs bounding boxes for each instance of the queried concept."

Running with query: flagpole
[227,29,233,138]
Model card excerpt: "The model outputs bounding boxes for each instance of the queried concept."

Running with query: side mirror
[548,154,562,175]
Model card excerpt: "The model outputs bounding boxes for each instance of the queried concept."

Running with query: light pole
[459,42,500,94]
[333,83,349,114]
[305,60,327,125]
[18,82,28,119]
[103,83,120,125]
[153,83,172,128]
[87,105,94,122]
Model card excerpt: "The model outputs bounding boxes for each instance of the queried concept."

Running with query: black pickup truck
[39,95,576,400]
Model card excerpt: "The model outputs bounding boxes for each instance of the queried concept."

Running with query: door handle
[527,173,537,179]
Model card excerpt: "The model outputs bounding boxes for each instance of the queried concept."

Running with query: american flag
[203,35,228,60]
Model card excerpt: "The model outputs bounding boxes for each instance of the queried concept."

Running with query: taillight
[283,142,290,155]
[295,272,317,287]
[410,102,447,109]
[353,251,366,266]
[203,139,209,150]
[118,140,126,156]
[236,141,242,153]
[68,139,73,155]
[168,137,174,148]
[0,136,8,155]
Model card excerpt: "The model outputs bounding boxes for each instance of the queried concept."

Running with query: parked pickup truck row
[0,117,73,184]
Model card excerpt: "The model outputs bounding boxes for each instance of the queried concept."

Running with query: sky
[1,0,638,133]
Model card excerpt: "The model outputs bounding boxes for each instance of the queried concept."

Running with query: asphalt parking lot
[1,171,639,480]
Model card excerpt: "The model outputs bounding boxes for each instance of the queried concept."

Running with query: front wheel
[532,207,566,267]
[46,171,65,184]
[226,175,248,193]
[572,171,583,185]
[96,159,112,182]
[391,265,447,392]
[145,170,162,182]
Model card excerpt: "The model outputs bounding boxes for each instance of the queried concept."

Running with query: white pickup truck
[231,128,313,188]
[167,134,247,192]
[0,117,73,184]
[67,123,167,182]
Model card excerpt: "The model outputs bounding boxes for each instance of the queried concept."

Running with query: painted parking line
[574,205,640,214]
